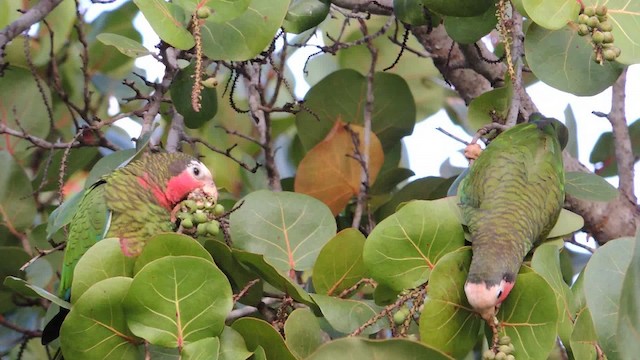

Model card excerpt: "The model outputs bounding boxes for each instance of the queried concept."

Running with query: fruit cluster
[482,335,516,360]
[175,188,225,237]
[576,5,621,64]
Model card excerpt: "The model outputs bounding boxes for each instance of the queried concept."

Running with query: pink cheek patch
[165,171,204,204]
[497,282,515,304]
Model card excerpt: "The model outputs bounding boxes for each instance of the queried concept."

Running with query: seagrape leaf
[423,0,493,17]
[60,277,142,360]
[590,119,640,177]
[124,256,233,348]
[134,233,214,274]
[133,0,194,50]
[493,271,559,360]
[230,190,336,273]
[71,238,136,301]
[394,0,431,26]
[419,248,481,358]
[570,307,598,360]
[3,276,71,309]
[0,247,30,290]
[525,23,623,96]
[467,82,513,132]
[96,33,150,58]
[306,338,453,360]
[296,69,415,152]
[602,0,640,65]
[231,318,296,360]
[565,171,618,202]
[564,105,579,158]
[183,337,220,360]
[522,0,580,30]
[295,122,384,215]
[46,190,83,240]
[171,63,218,129]
[284,308,324,358]
[445,5,498,44]
[376,176,456,220]
[310,294,385,335]
[312,228,367,296]
[85,148,137,187]
[617,232,640,359]
[200,0,289,61]
[363,198,465,291]
[583,237,635,360]
[0,138,37,231]
[219,326,253,360]
[173,0,251,23]
[283,0,330,34]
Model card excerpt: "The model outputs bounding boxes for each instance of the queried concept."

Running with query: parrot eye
[193,167,200,176]
[496,289,503,299]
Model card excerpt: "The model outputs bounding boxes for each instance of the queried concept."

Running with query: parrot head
[464,272,515,321]
[164,157,218,204]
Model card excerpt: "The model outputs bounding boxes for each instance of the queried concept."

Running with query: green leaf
[134,233,214,274]
[230,190,336,273]
[531,244,575,347]
[370,168,415,195]
[0,149,37,231]
[584,237,635,360]
[590,119,640,177]
[310,294,385,335]
[0,247,30,292]
[617,232,640,358]
[306,338,454,360]
[364,198,465,291]
[570,307,599,360]
[46,190,84,239]
[312,228,367,296]
[445,5,498,44]
[183,337,220,360]
[32,0,76,65]
[603,0,640,65]
[60,277,142,360]
[419,248,481,358]
[133,0,194,50]
[522,0,580,30]
[85,148,137,187]
[200,0,289,61]
[547,208,584,238]
[493,271,560,360]
[218,326,253,360]
[231,317,296,360]
[283,0,330,34]
[203,240,263,306]
[284,308,324,358]
[564,105,579,158]
[394,0,431,26]
[124,256,233,347]
[173,0,251,23]
[3,276,71,309]
[171,63,218,129]
[296,69,415,152]
[96,33,151,58]
[467,82,513,131]
[376,176,456,220]
[565,171,619,202]
[232,249,315,307]
[422,0,493,17]
[525,23,623,96]
[71,238,136,301]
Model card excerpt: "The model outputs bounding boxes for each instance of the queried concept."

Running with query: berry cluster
[576,5,621,64]
[175,188,225,237]
[483,335,516,360]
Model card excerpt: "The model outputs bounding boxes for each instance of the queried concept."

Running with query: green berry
[393,307,410,325]
[196,6,211,19]
[584,6,596,16]
[577,24,590,36]
[506,355,515,360]
[613,46,622,57]
[183,199,197,211]
[177,212,191,220]
[495,352,507,360]
[193,212,208,224]
[603,31,614,43]
[592,31,605,44]
[596,5,607,17]
[603,49,618,61]
[577,13,589,24]
[182,218,194,229]
[213,203,225,216]
[206,221,220,236]
[498,345,513,355]
[598,21,612,32]
[586,16,600,28]
[201,77,218,88]
[499,335,512,345]
[483,350,496,360]
[197,223,208,236]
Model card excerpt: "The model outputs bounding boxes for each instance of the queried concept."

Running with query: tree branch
[608,69,635,202]
[330,0,393,15]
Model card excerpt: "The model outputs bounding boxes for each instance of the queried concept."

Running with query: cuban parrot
[42,152,217,344]
[459,116,567,321]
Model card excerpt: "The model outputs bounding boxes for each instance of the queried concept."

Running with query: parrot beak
[464,281,500,321]
[202,182,218,203]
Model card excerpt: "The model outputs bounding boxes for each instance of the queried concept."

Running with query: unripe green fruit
[499,335,512,345]
[584,6,596,16]
[193,212,208,224]
[498,345,513,355]
[197,223,208,236]
[577,24,590,36]
[603,49,618,61]
[201,77,218,88]
[207,221,220,236]
[196,6,211,19]
[213,204,225,216]
[603,32,614,43]
[577,14,589,24]
[613,46,622,57]
[592,31,605,44]
[183,199,197,211]
[598,21,612,32]
[483,350,496,360]
[177,211,191,220]
[196,201,205,210]
[182,218,194,229]
[596,5,607,16]
[506,355,515,360]
[393,307,410,325]
[495,352,507,360]
[586,16,600,28]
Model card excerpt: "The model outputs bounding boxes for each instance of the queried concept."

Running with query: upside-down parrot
[459,116,567,321]
[42,152,217,344]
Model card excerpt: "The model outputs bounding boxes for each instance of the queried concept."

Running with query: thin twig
[233,279,260,304]
[0,205,32,255]
[436,127,470,146]
[20,242,67,271]
[0,315,42,338]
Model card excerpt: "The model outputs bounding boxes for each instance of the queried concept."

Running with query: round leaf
[394,0,431,26]
[312,228,367,296]
[96,33,150,58]
[134,233,214,274]
[565,171,619,202]
[231,317,296,360]
[617,233,640,359]
[60,277,142,360]
[133,0,194,50]
[284,308,324,358]
[0,152,37,230]
[306,338,453,360]
[363,198,466,291]
[604,0,640,65]
[310,294,385,335]
[570,308,598,360]
[547,208,584,238]
[183,337,220,360]
[445,5,498,44]
[173,0,251,23]
[124,256,233,347]
[522,0,580,30]
[71,238,136,301]
[525,23,623,96]
[171,63,218,129]
[422,0,493,17]
[219,326,253,360]
[230,190,336,273]
[467,83,513,131]
[283,0,330,34]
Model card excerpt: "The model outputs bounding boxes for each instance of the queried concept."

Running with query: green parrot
[42,152,217,344]
[459,116,567,321]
